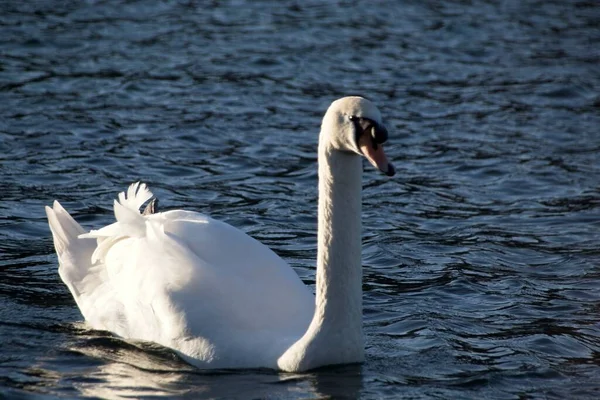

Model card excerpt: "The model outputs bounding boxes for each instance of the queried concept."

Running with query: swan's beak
[358,134,396,177]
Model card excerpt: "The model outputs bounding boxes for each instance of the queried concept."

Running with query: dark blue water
[1,0,600,398]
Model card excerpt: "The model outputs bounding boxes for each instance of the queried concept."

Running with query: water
[1,0,599,398]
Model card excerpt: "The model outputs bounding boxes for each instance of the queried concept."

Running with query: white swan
[45,96,395,372]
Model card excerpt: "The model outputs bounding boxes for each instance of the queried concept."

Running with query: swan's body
[46,96,394,372]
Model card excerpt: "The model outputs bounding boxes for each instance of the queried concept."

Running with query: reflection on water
[68,336,194,398]
[66,333,363,399]
[1,0,599,398]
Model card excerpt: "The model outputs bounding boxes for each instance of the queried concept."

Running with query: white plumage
[46,96,394,371]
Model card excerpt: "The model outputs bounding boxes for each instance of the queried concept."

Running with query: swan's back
[46,184,314,369]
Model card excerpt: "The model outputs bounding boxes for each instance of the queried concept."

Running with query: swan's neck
[278,142,364,371]
[315,146,363,333]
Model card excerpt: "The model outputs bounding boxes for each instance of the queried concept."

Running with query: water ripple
[1,0,600,398]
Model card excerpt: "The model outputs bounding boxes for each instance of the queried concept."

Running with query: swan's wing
[159,210,315,332]
[87,211,315,367]
[49,183,314,368]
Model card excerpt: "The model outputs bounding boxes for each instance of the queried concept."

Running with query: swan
[45,96,395,372]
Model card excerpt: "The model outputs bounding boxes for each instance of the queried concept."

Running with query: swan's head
[321,96,395,176]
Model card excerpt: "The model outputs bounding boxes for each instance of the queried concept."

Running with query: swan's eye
[350,116,388,152]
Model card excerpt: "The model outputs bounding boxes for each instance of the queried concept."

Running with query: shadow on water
[3,323,364,399]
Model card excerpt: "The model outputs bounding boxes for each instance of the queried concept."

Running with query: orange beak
[358,134,395,176]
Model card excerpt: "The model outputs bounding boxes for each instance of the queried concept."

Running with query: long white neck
[278,138,364,372]
[314,143,363,337]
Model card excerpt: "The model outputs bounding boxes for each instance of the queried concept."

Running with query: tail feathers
[46,201,97,296]
[45,201,86,256]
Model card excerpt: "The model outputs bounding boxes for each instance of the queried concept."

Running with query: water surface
[1,0,600,398]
